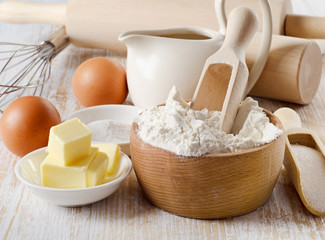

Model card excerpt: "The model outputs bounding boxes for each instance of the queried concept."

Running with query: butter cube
[41,147,98,189]
[87,152,108,187]
[48,118,92,166]
[93,143,120,175]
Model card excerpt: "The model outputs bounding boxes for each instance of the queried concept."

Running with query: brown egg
[0,96,61,157]
[72,57,128,107]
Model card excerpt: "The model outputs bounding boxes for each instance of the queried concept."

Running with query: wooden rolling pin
[247,34,322,105]
[1,0,325,50]
[0,0,322,104]
[223,0,325,53]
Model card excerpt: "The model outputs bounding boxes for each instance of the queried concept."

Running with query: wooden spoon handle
[0,1,66,25]
[222,6,259,61]
[274,107,302,131]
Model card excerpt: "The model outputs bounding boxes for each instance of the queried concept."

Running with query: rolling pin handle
[285,14,325,39]
[0,1,66,25]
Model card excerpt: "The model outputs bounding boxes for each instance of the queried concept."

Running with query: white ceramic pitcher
[119,0,272,108]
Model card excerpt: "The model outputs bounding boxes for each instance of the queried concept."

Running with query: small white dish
[66,105,143,156]
[15,147,132,207]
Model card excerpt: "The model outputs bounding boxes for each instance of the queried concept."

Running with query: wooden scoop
[274,107,325,216]
[191,6,258,133]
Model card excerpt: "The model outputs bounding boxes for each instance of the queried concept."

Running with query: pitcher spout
[118,30,143,46]
[119,27,224,50]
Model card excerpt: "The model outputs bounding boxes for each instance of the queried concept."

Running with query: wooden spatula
[191,6,258,133]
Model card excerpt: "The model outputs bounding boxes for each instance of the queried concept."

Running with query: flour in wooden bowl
[136,87,282,157]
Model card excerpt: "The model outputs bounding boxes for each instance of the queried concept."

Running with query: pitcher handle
[215,0,272,95]
[215,0,227,36]
[246,0,272,94]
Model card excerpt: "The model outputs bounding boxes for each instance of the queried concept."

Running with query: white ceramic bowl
[66,105,143,155]
[15,147,132,207]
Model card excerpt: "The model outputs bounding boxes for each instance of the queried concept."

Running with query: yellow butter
[92,143,120,175]
[41,147,98,189]
[48,118,92,166]
[87,151,108,187]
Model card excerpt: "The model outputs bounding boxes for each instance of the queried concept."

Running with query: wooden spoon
[274,107,325,216]
[191,6,258,133]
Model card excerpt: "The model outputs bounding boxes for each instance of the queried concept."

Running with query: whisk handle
[45,27,70,55]
[0,1,66,25]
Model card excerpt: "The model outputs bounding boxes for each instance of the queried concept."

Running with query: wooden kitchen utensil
[247,34,322,105]
[223,0,325,53]
[0,0,324,49]
[274,107,325,216]
[224,0,325,38]
[0,1,322,105]
[191,7,258,133]
[130,110,285,219]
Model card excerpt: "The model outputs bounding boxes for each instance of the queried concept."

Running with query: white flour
[136,86,282,157]
[87,119,131,143]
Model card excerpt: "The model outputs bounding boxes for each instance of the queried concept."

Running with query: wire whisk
[0,27,69,112]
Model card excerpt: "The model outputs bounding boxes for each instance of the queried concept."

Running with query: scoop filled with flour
[136,87,282,157]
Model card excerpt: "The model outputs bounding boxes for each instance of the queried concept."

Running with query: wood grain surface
[1,0,325,239]
[130,116,285,219]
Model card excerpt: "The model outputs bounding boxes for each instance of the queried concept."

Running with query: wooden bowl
[130,110,285,219]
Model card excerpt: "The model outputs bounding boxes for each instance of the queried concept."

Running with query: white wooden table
[1,0,325,239]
